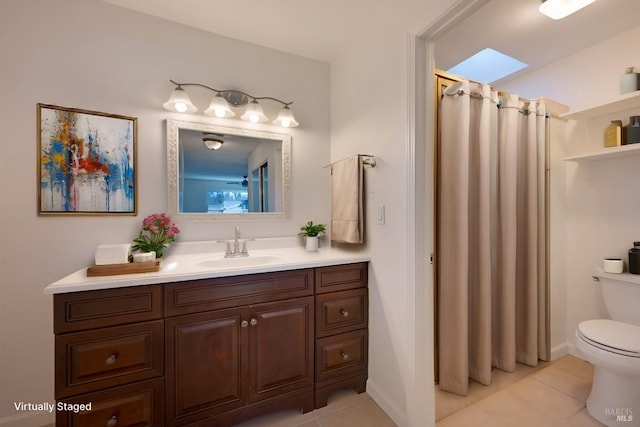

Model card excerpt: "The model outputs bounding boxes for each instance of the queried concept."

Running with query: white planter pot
[305,236,319,252]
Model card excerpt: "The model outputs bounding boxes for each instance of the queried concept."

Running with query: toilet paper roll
[602,258,623,274]
[95,244,131,265]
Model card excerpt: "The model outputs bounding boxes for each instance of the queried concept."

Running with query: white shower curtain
[438,80,547,396]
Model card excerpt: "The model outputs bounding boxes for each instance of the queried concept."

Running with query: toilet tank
[597,270,640,326]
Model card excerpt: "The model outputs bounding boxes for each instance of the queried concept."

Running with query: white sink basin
[193,254,284,269]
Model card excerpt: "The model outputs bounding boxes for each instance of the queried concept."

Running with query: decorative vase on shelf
[305,236,319,252]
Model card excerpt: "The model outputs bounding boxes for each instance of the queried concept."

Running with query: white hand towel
[331,155,364,244]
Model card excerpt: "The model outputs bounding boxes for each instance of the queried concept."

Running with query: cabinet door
[249,296,314,403]
[165,307,248,426]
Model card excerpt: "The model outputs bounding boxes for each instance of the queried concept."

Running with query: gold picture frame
[37,103,137,215]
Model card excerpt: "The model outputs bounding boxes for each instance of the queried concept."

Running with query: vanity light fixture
[539,0,596,20]
[163,79,299,128]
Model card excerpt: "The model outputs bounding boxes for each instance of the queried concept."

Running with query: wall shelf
[563,143,640,162]
[560,91,640,120]
[562,90,640,161]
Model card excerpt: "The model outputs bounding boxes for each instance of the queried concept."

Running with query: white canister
[621,67,640,94]
[602,258,624,274]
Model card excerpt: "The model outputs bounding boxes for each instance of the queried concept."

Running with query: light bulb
[204,93,235,118]
[272,105,299,128]
[163,86,197,113]
[241,100,268,123]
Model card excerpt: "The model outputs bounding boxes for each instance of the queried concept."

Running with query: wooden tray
[86,260,161,277]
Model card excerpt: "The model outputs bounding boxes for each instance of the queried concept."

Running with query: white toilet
[574,271,640,427]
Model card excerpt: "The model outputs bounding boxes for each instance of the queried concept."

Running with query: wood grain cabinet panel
[315,263,367,294]
[54,285,162,333]
[249,297,314,403]
[164,269,314,317]
[315,329,368,382]
[56,378,163,427]
[313,263,369,409]
[316,288,368,338]
[55,320,164,398]
[165,307,248,426]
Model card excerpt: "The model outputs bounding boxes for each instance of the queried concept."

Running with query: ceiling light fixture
[203,136,224,151]
[163,79,299,128]
[539,0,597,20]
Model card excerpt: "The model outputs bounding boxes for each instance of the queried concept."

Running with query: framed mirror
[167,119,290,221]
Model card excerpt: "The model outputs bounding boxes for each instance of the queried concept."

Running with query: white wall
[329,1,457,425]
[0,1,330,424]
[503,26,640,356]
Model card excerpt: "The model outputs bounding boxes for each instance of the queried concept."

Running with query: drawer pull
[250,318,258,326]
[106,415,118,427]
[341,351,349,360]
[105,354,118,365]
[340,309,349,317]
[241,320,249,328]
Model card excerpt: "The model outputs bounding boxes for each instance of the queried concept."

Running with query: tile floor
[233,389,396,427]
[436,355,604,427]
[232,355,602,426]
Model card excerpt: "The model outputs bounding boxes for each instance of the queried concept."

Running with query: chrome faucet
[217,225,253,258]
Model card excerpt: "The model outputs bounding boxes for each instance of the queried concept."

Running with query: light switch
[377,205,385,225]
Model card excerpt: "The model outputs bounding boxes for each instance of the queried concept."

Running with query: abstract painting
[38,104,137,215]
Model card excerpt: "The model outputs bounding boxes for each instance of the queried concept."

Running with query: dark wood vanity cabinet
[53,285,165,426]
[314,263,369,408]
[53,262,367,426]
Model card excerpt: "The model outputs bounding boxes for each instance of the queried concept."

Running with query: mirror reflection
[167,119,290,220]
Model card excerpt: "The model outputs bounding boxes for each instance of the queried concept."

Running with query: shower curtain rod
[443,88,531,103]
[444,89,549,117]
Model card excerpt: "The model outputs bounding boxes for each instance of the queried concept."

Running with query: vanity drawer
[54,285,163,333]
[56,378,164,427]
[316,288,368,338]
[315,329,368,383]
[164,269,314,316]
[55,320,164,398]
[315,263,368,294]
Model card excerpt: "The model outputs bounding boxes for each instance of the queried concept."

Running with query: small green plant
[298,221,326,237]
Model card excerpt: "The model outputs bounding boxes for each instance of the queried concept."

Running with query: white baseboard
[551,342,569,361]
[0,411,53,427]
[551,341,585,361]
[367,379,407,426]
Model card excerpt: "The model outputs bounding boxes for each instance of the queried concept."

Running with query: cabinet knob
[106,415,118,427]
[340,308,349,317]
[341,351,349,360]
[241,320,249,328]
[250,318,258,326]
[105,354,118,365]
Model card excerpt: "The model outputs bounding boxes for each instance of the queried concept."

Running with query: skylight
[447,48,528,84]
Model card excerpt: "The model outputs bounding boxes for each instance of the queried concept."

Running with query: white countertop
[44,238,369,294]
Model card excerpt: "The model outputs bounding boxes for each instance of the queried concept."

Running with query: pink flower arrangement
[131,213,180,258]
